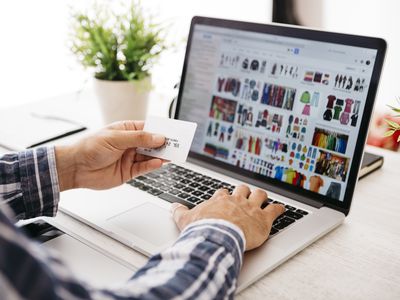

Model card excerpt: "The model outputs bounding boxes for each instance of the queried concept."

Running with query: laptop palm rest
[107,203,179,247]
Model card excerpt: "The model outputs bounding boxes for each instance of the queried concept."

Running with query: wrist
[55,145,78,191]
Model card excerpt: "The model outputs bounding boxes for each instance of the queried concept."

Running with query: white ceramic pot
[93,77,152,125]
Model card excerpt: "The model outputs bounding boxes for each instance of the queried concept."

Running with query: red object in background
[367,114,400,151]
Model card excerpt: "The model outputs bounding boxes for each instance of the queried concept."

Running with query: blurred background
[0,0,399,149]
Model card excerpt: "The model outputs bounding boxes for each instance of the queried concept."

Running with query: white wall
[0,0,272,109]
[295,0,399,111]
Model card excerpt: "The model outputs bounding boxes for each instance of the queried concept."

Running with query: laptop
[60,17,386,292]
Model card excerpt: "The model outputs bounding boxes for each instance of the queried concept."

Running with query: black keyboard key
[273,200,284,205]
[207,189,216,195]
[198,186,210,192]
[180,179,192,185]
[187,196,199,203]
[193,177,205,183]
[174,183,185,189]
[148,188,162,196]
[285,205,296,211]
[169,189,180,195]
[189,182,201,188]
[203,180,214,185]
[196,200,204,205]
[158,185,170,192]
[146,173,160,179]
[158,193,194,209]
[284,210,303,220]
[142,179,156,185]
[201,194,211,200]
[270,227,279,235]
[131,181,144,188]
[192,190,203,197]
[183,187,194,193]
[296,209,308,215]
[138,185,151,192]
[136,176,147,181]
[178,193,190,199]
[211,183,223,189]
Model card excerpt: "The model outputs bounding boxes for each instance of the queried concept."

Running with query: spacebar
[158,193,195,208]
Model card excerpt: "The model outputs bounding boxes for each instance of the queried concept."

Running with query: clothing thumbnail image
[326,182,342,200]
[241,78,262,101]
[260,82,296,110]
[285,115,308,142]
[230,150,275,177]
[203,143,229,160]
[255,109,283,134]
[309,175,324,193]
[241,57,267,74]
[234,129,262,155]
[274,166,307,188]
[288,142,317,172]
[315,150,349,182]
[312,127,349,154]
[270,62,299,79]
[209,96,237,123]
[237,104,255,127]
[334,73,366,93]
[303,70,330,85]
[264,137,288,155]
[299,90,320,116]
[216,76,241,97]
[322,95,360,127]
[206,121,234,143]
[219,53,240,68]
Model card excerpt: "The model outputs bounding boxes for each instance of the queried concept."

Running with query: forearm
[0,147,60,220]
[126,219,245,299]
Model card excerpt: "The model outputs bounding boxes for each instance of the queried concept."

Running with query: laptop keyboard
[127,163,309,238]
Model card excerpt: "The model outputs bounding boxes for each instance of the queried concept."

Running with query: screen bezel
[174,16,386,215]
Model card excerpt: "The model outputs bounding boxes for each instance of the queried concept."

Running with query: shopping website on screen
[179,24,377,201]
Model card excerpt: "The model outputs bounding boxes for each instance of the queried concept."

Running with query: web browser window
[179,24,377,202]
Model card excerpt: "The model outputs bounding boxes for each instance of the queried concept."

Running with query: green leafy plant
[384,97,400,142]
[70,1,165,81]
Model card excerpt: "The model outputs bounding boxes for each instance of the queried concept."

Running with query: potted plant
[70,1,165,124]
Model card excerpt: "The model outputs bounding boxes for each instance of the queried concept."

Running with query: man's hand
[55,121,165,191]
[172,185,285,251]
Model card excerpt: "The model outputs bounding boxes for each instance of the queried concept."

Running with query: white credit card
[136,116,197,163]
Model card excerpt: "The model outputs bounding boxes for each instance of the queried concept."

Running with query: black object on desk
[359,152,384,179]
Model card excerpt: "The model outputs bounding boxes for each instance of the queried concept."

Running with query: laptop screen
[177,22,379,203]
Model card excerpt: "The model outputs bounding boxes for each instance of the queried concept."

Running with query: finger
[263,204,285,224]
[107,120,144,131]
[131,158,163,177]
[211,188,230,199]
[248,189,268,207]
[109,130,165,150]
[232,185,251,198]
[171,203,189,230]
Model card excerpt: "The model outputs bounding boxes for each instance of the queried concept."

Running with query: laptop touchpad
[107,203,179,247]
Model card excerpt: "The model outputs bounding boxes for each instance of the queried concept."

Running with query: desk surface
[1,92,400,299]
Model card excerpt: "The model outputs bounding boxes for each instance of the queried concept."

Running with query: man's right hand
[171,185,285,251]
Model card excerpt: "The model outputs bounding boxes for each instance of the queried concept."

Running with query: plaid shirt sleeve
[0,147,245,299]
[0,146,59,220]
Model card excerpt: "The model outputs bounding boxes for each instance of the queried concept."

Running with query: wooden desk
[1,93,400,299]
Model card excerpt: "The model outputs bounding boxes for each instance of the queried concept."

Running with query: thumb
[171,203,189,230]
[108,130,165,150]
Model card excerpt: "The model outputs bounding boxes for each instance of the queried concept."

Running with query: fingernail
[152,134,165,144]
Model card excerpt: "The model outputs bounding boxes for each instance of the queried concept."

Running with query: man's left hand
[55,120,165,191]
